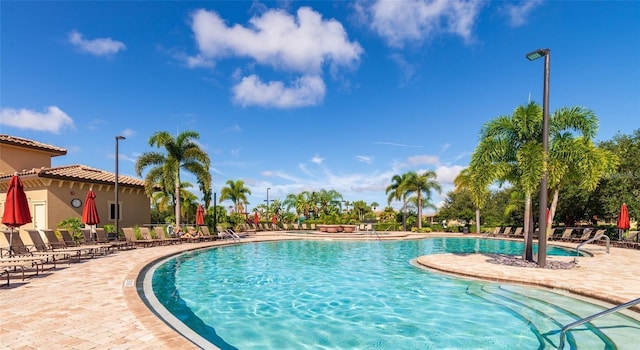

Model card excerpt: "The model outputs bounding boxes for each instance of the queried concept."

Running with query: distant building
[0,134,150,242]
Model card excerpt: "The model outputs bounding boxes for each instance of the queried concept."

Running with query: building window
[108,201,123,221]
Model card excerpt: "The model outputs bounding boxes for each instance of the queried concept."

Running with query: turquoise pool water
[150,238,639,349]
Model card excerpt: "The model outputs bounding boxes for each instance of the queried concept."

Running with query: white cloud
[503,0,543,27]
[356,155,373,164]
[434,164,465,184]
[68,30,126,57]
[190,7,362,73]
[232,74,326,108]
[0,106,74,133]
[360,0,483,47]
[121,128,135,137]
[231,148,242,156]
[440,143,451,152]
[311,155,324,164]
[188,7,362,108]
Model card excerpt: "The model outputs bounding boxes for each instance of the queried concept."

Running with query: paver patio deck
[1,232,638,349]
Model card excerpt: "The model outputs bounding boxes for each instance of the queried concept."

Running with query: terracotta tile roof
[0,134,67,156]
[0,165,146,188]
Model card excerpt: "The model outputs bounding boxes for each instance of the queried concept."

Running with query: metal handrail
[575,233,609,262]
[558,297,640,348]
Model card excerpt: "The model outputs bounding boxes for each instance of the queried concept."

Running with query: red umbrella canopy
[2,174,32,228]
[253,212,259,225]
[81,188,100,226]
[617,203,630,230]
[196,205,205,226]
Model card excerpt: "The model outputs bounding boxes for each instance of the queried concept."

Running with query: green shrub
[58,217,83,243]
[103,224,115,233]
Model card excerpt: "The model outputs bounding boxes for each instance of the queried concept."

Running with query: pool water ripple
[151,238,639,349]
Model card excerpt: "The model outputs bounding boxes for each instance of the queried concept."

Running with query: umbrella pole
[8,227,14,257]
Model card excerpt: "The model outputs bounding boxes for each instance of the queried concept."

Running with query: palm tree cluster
[135,131,211,227]
[463,102,616,262]
[386,170,442,230]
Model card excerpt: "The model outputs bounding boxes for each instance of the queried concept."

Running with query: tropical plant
[468,102,612,262]
[386,173,412,231]
[403,170,442,229]
[58,217,83,242]
[219,179,252,213]
[135,130,211,228]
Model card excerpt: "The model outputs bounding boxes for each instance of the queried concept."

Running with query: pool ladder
[558,297,640,348]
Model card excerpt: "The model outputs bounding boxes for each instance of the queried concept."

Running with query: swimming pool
[146,238,639,349]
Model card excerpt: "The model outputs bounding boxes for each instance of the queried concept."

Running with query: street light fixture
[265,187,271,222]
[114,136,126,240]
[526,48,550,268]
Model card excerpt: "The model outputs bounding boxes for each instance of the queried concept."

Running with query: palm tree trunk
[548,189,559,238]
[175,173,181,228]
[524,193,533,261]
[417,193,422,229]
[402,199,407,231]
[475,208,481,234]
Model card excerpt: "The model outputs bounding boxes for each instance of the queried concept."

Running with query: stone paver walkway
[0,233,638,349]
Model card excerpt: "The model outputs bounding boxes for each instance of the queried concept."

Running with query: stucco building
[0,134,150,241]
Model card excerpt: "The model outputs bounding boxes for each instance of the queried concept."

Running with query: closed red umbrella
[82,188,100,241]
[2,174,32,254]
[196,205,205,226]
[253,212,259,225]
[272,214,277,225]
[617,203,630,240]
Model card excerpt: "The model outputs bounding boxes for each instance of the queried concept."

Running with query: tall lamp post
[526,48,550,268]
[265,187,271,222]
[114,135,126,240]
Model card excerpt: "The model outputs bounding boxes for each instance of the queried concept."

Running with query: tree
[219,179,252,213]
[386,173,411,231]
[453,168,488,234]
[135,131,211,228]
[590,129,639,221]
[469,102,612,262]
[403,170,442,229]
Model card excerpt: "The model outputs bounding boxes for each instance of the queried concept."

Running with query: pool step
[466,284,618,349]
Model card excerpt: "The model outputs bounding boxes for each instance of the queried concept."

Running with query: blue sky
[2,1,639,213]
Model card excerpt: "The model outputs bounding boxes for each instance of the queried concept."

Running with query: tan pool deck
[1,232,638,349]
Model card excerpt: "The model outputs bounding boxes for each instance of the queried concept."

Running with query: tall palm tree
[219,179,252,213]
[135,131,211,228]
[404,170,442,229]
[469,102,612,262]
[386,173,411,231]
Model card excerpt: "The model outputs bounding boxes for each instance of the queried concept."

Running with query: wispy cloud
[225,124,242,132]
[121,128,135,138]
[68,30,126,57]
[440,143,451,152]
[374,141,423,148]
[356,155,373,164]
[407,155,440,166]
[311,155,324,164]
[187,7,362,108]
[0,106,74,133]
[503,0,543,27]
[231,148,242,156]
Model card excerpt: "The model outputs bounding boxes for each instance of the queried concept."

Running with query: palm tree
[386,173,411,231]
[315,189,342,216]
[135,130,211,228]
[403,170,442,229]
[453,168,488,234]
[469,102,612,262]
[219,179,252,213]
